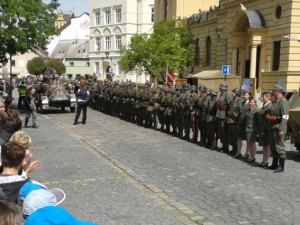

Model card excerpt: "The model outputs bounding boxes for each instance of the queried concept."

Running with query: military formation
[86,80,289,172]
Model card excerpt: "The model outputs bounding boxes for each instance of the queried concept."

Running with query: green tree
[120,19,195,83]
[45,58,66,75]
[27,57,44,75]
[0,0,60,65]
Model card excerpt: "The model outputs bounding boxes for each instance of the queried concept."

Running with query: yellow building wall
[190,0,300,92]
[154,0,219,22]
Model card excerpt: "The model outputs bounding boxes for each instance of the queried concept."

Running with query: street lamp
[215,25,223,42]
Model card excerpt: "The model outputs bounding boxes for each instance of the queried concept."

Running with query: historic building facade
[154,0,219,21]
[49,13,90,79]
[190,0,300,92]
[89,0,154,82]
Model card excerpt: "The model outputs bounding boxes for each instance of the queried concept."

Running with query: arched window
[195,38,200,65]
[206,36,211,66]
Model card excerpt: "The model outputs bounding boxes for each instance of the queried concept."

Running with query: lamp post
[215,25,228,81]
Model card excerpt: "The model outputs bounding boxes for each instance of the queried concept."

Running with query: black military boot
[274,158,285,172]
[268,157,279,170]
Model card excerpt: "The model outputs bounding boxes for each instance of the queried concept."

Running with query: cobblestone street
[21,106,300,225]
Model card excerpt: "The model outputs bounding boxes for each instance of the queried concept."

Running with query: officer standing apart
[18,81,27,109]
[73,83,90,125]
[24,87,38,128]
[216,83,233,152]
[266,85,289,172]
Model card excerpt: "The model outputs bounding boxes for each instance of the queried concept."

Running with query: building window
[115,35,122,50]
[151,7,154,23]
[276,6,282,19]
[105,36,111,50]
[95,37,101,51]
[205,36,211,66]
[11,60,15,67]
[69,62,74,67]
[164,0,168,20]
[95,62,99,74]
[77,50,81,54]
[273,41,281,71]
[95,11,100,25]
[105,10,111,25]
[116,8,122,23]
[86,62,90,67]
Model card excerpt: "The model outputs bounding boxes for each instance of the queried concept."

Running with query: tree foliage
[27,57,44,75]
[120,19,195,83]
[45,58,66,75]
[0,0,60,63]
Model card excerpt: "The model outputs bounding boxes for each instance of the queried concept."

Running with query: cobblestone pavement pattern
[21,104,300,225]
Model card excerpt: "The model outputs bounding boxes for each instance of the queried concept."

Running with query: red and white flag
[166,65,175,82]
[96,42,101,52]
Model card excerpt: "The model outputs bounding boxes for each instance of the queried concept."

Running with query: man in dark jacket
[24,87,38,128]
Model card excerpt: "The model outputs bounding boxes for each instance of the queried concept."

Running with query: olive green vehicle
[286,91,300,151]
[35,78,76,113]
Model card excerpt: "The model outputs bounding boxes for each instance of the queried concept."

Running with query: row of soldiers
[88,80,235,151]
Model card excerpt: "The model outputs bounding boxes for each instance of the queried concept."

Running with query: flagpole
[166,64,168,84]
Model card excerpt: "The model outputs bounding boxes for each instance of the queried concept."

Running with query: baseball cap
[19,181,48,203]
[25,206,98,225]
[23,188,66,216]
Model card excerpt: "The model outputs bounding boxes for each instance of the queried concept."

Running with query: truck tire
[61,106,65,111]
[70,107,75,113]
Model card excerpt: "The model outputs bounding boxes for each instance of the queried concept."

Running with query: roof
[50,40,89,59]
[192,70,241,80]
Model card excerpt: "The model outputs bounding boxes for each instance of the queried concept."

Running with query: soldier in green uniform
[158,87,167,132]
[200,88,210,146]
[196,85,206,144]
[207,89,218,150]
[266,85,289,172]
[182,84,191,140]
[216,83,233,153]
[171,87,182,136]
[144,82,152,128]
[189,85,198,143]
[164,87,173,134]
[227,88,243,156]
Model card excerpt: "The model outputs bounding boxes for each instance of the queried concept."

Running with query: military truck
[286,91,300,151]
[36,78,77,113]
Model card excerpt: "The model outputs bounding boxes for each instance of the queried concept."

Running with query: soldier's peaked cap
[199,85,206,91]
[182,84,190,90]
[272,84,286,93]
[232,88,241,96]
[190,85,197,91]
[219,83,228,90]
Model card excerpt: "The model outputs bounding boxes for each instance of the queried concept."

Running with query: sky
[43,0,89,16]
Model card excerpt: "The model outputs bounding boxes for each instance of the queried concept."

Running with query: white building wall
[89,0,154,82]
[47,13,90,56]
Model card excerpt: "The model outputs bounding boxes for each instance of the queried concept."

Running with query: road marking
[43,115,50,120]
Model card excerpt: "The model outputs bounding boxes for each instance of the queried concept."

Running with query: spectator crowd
[0,92,97,224]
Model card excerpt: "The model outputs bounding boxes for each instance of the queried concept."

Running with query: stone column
[231,48,238,75]
[250,45,257,78]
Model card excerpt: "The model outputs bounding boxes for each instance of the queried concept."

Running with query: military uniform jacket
[227,98,243,124]
[216,92,233,119]
[238,100,250,126]
[196,95,204,117]
[245,107,259,133]
[189,92,198,113]
[207,96,217,122]
[201,95,210,120]
[258,101,272,133]
[270,97,290,133]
